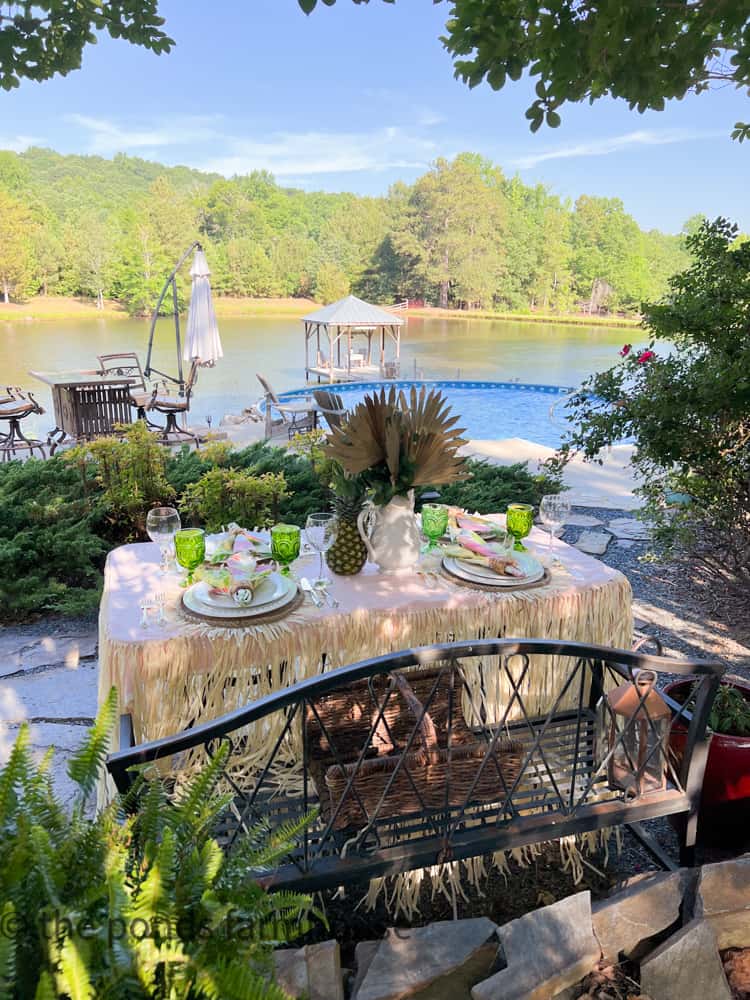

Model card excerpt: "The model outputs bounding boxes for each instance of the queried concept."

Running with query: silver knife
[300,577,323,607]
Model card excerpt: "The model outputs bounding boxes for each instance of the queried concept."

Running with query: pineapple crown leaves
[67,686,118,803]
[324,386,468,496]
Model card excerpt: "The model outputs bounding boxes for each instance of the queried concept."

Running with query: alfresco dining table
[97,521,632,805]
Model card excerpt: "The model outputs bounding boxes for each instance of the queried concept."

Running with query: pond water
[1,313,639,439]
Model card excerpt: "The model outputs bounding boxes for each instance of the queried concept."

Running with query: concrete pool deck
[462,438,641,511]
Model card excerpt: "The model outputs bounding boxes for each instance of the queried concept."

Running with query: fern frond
[0,902,15,1000]
[242,809,318,871]
[0,724,31,828]
[33,972,56,1000]
[196,960,290,1000]
[170,742,230,830]
[67,686,118,800]
[55,935,94,1000]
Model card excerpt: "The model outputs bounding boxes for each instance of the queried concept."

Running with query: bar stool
[0,389,47,461]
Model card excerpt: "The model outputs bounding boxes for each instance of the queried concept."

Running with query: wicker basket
[307,670,523,831]
[305,666,475,764]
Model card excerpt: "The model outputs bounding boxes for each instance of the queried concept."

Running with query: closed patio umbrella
[183,248,223,366]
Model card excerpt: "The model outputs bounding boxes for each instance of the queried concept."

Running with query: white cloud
[65,114,223,155]
[0,135,39,152]
[62,112,437,178]
[510,128,723,169]
[200,127,437,177]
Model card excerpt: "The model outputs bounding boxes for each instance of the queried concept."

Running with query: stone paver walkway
[0,624,98,807]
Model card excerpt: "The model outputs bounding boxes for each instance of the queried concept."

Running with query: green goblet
[421,503,449,552]
[506,503,534,552]
[174,528,206,586]
[271,523,301,577]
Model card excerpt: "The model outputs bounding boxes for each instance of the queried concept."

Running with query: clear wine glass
[146,506,181,573]
[539,494,571,550]
[305,513,337,588]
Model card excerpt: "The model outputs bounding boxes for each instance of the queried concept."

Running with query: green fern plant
[0,689,318,999]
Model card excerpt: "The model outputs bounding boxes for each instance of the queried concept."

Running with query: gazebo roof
[303,294,404,327]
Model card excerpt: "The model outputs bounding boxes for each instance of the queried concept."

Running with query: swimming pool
[278,380,572,447]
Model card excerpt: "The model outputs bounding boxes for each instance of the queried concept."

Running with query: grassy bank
[0,295,318,322]
[406,306,641,329]
[2,295,640,329]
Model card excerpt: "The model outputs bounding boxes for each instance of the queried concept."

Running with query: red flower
[637,350,656,364]
[619,344,632,357]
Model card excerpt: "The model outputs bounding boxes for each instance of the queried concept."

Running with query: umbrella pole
[172,277,184,396]
[144,240,201,383]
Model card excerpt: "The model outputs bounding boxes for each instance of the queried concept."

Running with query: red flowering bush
[560,218,750,597]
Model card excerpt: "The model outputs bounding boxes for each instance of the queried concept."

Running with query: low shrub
[436,459,563,513]
[0,456,106,619]
[180,467,289,531]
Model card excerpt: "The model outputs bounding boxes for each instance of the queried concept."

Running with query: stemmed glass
[271,524,301,578]
[174,528,206,586]
[421,503,449,553]
[305,513,337,588]
[506,503,534,551]
[146,507,181,574]
[539,494,571,550]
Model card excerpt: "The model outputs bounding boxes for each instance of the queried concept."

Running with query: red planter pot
[666,678,750,846]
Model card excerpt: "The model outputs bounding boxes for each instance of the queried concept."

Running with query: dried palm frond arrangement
[323,386,468,505]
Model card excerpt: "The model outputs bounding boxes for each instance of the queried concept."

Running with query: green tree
[112,177,197,315]
[392,154,507,308]
[314,261,350,303]
[0,1,173,89]
[298,1,750,138]
[0,187,36,302]
[570,195,648,312]
[66,210,117,307]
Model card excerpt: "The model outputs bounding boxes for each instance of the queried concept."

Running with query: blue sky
[1,0,748,233]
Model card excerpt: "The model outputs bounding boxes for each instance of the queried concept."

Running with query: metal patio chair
[0,387,47,461]
[146,360,201,447]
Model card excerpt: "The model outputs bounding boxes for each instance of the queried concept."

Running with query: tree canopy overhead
[0,1,173,90]
[298,0,750,138]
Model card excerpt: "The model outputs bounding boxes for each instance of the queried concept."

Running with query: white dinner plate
[194,573,287,610]
[183,575,297,619]
[443,551,545,587]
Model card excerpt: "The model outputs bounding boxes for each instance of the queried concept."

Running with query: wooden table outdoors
[97,524,632,807]
[30,369,137,451]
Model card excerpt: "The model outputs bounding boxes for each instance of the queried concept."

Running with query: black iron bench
[107,639,724,892]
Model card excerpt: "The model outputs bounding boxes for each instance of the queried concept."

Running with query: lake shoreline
[1,295,640,330]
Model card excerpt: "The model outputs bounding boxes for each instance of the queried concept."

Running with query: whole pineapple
[326,465,369,575]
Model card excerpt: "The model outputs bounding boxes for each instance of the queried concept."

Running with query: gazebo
[303,295,404,383]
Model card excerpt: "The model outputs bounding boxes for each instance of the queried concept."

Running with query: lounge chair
[146,360,200,447]
[256,374,316,440]
[312,389,347,432]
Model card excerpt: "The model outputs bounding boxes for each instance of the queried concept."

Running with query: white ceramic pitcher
[356,491,421,573]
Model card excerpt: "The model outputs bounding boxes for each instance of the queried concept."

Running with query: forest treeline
[0,147,695,315]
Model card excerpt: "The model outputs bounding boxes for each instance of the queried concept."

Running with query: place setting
[419,501,552,592]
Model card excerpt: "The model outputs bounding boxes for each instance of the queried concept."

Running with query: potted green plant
[666,676,750,845]
[324,386,467,572]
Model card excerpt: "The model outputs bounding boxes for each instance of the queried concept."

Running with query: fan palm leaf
[324,386,467,499]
